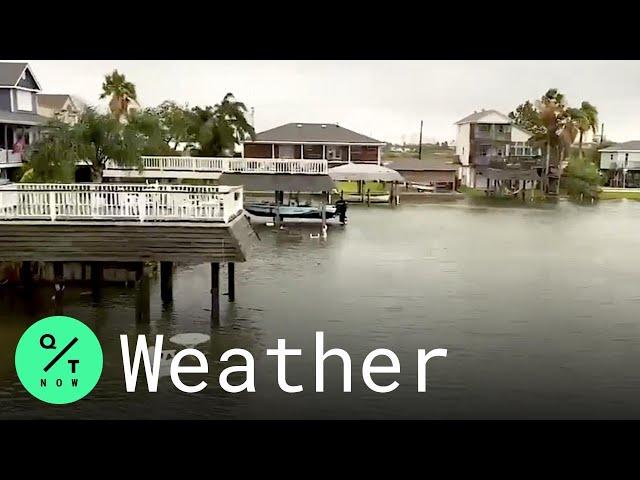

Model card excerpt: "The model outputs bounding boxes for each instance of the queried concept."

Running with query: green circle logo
[15,315,103,405]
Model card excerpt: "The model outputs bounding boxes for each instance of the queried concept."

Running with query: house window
[303,145,323,159]
[480,145,488,156]
[478,124,490,132]
[16,90,32,111]
[279,145,295,159]
[326,145,342,160]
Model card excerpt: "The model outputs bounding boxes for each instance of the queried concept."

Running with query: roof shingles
[599,141,640,152]
[251,123,384,144]
[0,62,27,86]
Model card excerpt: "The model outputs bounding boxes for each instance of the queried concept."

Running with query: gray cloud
[21,60,640,144]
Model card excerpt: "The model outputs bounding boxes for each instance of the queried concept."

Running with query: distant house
[599,141,640,188]
[454,109,542,189]
[385,157,458,191]
[242,123,386,166]
[37,94,82,125]
[0,62,48,180]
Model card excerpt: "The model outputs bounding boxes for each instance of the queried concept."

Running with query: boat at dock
[341,192,391,203]
[245,202,337,219]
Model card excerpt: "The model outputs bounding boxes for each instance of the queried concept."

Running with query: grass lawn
[459,186,550,202]
[599,191,640,200]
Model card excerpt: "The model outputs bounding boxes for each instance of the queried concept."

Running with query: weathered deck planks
[0,214,256,263]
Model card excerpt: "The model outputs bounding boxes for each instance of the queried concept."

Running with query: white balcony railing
[105,156,329,175]
[225,158,327,174]
[0,183,244,223]
[0,149,24,165]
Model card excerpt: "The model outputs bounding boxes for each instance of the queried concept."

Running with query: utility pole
[418,120,423,160]
[600,122,605,144]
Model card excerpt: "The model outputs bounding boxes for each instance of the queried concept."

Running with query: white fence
[105,156,329,175]
[0,183,244,223]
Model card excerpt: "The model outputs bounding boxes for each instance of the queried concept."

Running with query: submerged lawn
[599,191,640,200]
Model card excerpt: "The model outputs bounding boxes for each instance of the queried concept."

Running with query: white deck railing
[105,156,329,175]
[0,149,23,165]
[0,183,244,223]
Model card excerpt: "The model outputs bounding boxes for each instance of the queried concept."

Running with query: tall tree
[189,93,255,157]
[22,120,77,183]
[99,70,137,122]
[24,108,152,183]
[575,101,599,158]
[509,100,544,136]
[147,101,194,151]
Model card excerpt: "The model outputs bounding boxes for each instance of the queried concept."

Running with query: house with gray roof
[454,109,543,190]
[0,62,49,180]
[599,141,640,188]
[242,122,386,166]
[37,94,82,125]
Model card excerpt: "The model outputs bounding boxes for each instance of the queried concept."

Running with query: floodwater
[2,196,640,419]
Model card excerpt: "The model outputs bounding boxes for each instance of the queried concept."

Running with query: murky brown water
[2,197,640,419]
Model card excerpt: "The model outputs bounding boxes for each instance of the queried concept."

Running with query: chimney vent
[296,124,303,128]
[321,124,327,128]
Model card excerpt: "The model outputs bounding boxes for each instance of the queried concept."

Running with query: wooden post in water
[321,201,327,233]
[160,261,173,304]
[211,262,220,322]
[135,263,151,324]
[20,261,33,291]
[227,262,235,302]
[274,190,281,229]
[90,262,103,293]
[53,261,65,314]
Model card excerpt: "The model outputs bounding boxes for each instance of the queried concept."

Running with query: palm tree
[575,101,598,158]
[189,93,256,157]
[99,70,137,122]
[214,93,255,144]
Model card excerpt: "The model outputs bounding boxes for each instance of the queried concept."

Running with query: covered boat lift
[328,163,405,205]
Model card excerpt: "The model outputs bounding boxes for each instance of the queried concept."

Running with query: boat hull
[342,193,390,203]
[245,203,337,219]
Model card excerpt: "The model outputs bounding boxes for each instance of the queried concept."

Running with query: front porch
[0,122,39,167]
[243,142,382,165]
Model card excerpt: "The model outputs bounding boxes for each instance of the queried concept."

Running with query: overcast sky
[18,60,640,144]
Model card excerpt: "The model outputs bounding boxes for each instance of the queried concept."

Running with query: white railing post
[49,191,56,221]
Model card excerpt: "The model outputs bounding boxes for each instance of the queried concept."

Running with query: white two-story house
[0,62,48,180]
[599,141,640,188]
[454,109,542,189]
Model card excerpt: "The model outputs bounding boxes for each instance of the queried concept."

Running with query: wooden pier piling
[20,261,33,291]
[53,261,65,314]
[227,262,235,302]
[160,261,173,304]
[211,262,220,322]
[90,262,103,294]
[135,263,151,323]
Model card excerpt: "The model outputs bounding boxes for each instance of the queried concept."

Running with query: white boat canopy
[328,163,405,182]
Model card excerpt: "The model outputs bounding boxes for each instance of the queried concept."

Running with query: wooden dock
[0,183,257,321]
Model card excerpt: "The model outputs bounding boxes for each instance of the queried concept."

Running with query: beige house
[37,94,82,125]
